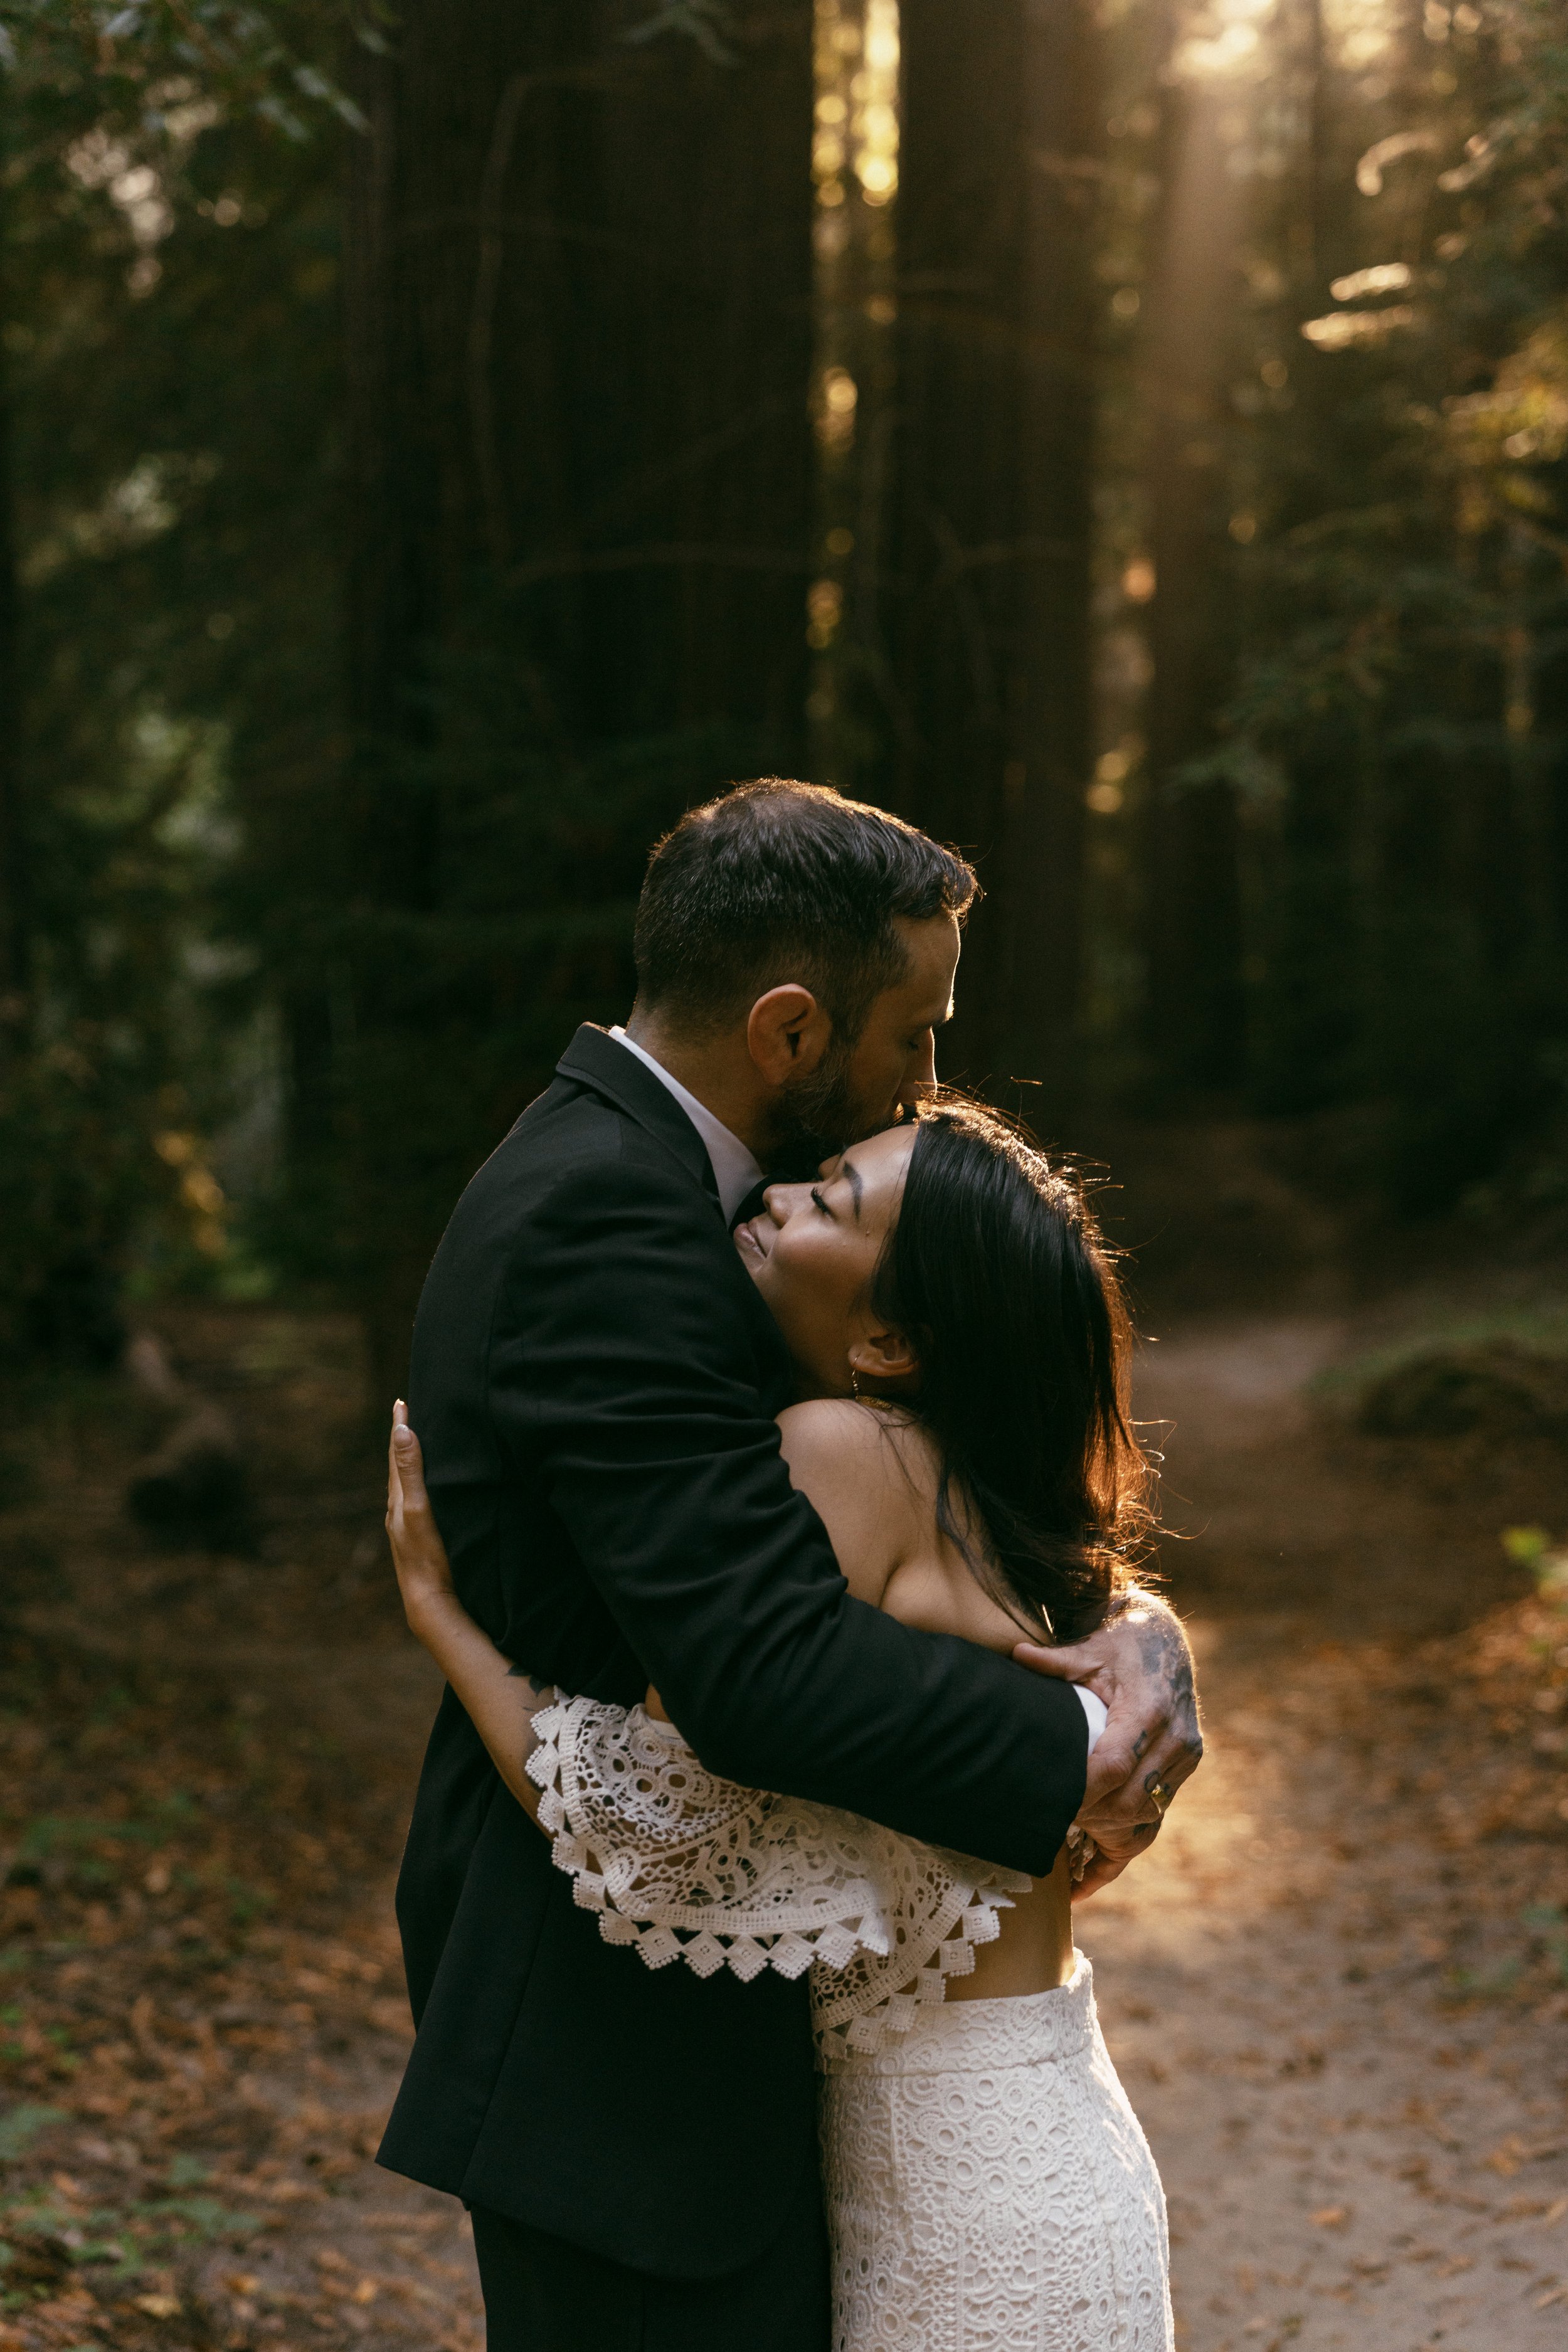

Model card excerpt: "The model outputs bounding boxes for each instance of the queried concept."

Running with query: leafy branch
[0,1,375,135]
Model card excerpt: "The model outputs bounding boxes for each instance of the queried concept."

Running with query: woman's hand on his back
[385,1404,557,1821]
[386,1402,459,1639]
[1012,1590,1202,1895]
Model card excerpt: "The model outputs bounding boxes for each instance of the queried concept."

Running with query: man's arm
[491,1152,1093,1877]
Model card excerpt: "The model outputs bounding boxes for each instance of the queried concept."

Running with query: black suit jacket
[378,1026,1088,2277]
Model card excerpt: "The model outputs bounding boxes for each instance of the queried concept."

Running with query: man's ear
[746,984,832,1088]
[849,1327,920,1387]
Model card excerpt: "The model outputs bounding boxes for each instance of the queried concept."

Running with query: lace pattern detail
[818,1958,1174,2350]
[526,1697,1029,2050]
[527,1701,1172,2343]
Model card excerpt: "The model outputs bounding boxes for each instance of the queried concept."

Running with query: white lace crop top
[526,1692,1100,2055]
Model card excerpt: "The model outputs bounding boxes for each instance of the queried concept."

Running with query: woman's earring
[850,1367,864,1402]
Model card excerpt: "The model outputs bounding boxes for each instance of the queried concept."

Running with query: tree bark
[1006,0,1101,1104]
[889,0,1101,1113]
[1141,66,1246,1091]
[342,0,815,1404]
[0,169,27,1023]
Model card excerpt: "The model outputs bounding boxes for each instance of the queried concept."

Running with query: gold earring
[850,1368,887,1409]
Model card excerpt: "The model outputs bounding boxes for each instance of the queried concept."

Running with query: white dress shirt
[607,1025,765,1224]
[607,1027,1104,1761]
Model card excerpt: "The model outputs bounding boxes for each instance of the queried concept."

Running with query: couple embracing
[376,780,1202,2351]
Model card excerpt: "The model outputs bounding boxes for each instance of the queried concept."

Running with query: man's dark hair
[632,780,978,1042]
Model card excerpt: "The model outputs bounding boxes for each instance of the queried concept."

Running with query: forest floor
[2,1123,1567,2352]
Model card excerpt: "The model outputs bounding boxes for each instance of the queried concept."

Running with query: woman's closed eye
[810,1185,832,1216]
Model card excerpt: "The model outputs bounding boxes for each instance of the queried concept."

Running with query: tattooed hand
[1012,1588,1202,1896]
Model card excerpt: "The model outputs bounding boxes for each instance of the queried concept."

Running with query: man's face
[771,914,960,1156]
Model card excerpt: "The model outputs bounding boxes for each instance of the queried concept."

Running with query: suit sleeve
[491,1149,1087,1876]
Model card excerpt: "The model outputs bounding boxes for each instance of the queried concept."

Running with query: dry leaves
[0,1308,482,2351]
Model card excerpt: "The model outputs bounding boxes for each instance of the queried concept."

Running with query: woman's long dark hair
[871,1098,1154,1643]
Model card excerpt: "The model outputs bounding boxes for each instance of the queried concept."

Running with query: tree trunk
[0,172,27,1024]
[1141,66,1245,1091]
[342,0,815,1407]
[1005,0,1101,1104]
[889,0,1100,1113]
[1250,0,1372,1116]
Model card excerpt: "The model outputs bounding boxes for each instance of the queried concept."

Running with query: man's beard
[760,1036,865,1170]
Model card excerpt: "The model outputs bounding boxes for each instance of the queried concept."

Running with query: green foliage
[0,2176,258,2290]
[1187,0,1568,1205]
[8,0,1568,1377]
[0,1,347,1357]
[1502,1522,1552,1566]
[3,3,795,1360]
[0,1047,146,1362]
[0,3,367,138]
[1450,1902,1568,1996]
[0,2106,65,2163]
[1523,1900,1568,1980]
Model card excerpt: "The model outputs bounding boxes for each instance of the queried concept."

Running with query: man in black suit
[378,781,1201,2351]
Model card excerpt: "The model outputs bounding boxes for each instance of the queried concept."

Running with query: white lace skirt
[815,1956,1173,2352]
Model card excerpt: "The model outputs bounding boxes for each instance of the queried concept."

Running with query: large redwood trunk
[1140,66,1246,1089]
[346,1,814,778]
[0,222,26,1018]
[889,0,1101,1111]
[341,1,815,1401]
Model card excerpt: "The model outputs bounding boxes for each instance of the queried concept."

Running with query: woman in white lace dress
[386,1099,1175,2352]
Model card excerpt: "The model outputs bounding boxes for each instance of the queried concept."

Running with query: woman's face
[733,1123,918,1397]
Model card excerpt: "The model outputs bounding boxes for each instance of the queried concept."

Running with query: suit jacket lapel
[554,1025,721,1209]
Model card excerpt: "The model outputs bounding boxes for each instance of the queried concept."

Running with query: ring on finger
[1147,1778,1174,1816]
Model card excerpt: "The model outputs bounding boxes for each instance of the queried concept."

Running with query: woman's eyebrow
[840,1159,864,1219]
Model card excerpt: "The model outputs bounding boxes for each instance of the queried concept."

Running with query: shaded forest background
[3,18,1568,2348]
[4,0,1568,1395]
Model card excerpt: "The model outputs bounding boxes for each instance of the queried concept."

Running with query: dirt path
[3,1293,1566,2351]
[1082,1319,1568,2352]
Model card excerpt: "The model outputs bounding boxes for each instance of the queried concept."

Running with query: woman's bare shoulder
[775,1401,934,1602]
[775,1399,938,1504]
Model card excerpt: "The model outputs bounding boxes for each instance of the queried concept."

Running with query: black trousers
[469,2158,831,2352]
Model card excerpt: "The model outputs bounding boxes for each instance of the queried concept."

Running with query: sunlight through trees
[3,0,1567,1360]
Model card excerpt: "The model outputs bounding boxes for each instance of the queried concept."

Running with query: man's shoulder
[465,1074,708,1220]
[424,1067,783,1384]
[426,1070,728,1291]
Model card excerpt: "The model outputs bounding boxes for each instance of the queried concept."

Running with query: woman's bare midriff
[942,1848,1076,1999]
